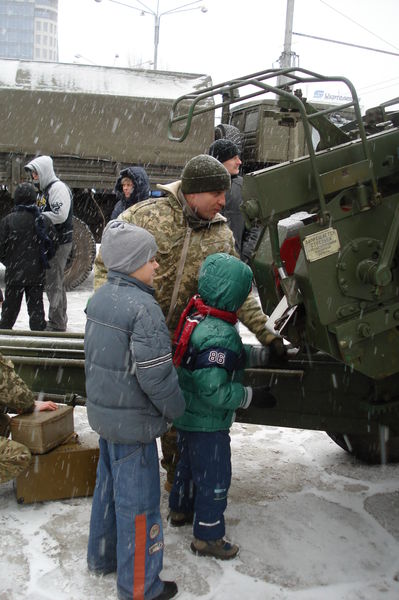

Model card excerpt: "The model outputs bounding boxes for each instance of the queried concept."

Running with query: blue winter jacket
[110,166,150,220]
[85,270,185,444]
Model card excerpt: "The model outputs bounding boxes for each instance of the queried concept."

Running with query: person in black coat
[110,166,150,220]
[0,183,57,331]
[209,139,261,263]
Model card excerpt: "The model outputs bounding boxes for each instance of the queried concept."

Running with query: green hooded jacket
[174,253,253,432]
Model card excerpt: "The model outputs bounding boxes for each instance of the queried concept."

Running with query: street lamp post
[94,0,207,70]
[74,53,96,64]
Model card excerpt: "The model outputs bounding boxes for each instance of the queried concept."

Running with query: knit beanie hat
[209,139,240,164]
[101,220,158,276]
[181,154,231,194]
[14,182,37,206]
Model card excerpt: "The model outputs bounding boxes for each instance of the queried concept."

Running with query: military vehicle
[0,58,214,288]
[3,66,399,465]
[169,66,399,463]
[214,73,356,173]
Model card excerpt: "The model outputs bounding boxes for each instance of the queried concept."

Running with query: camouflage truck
[215,75,357,173]
[0,58,214,289]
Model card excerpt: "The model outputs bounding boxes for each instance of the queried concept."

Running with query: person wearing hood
[110,166,150,220]
[209,139,261,263]
[0,183,57,331]
[169,253,276,560]
[25,155,73,332]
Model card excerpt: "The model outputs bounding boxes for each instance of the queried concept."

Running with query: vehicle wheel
[327,431,399,464]
[214,123,243,152]
[64,216,96,291]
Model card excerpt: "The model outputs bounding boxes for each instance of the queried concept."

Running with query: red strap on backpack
[172,294,238,367]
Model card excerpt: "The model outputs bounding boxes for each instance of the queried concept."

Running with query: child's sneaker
[190,537,239,560]
[168,511,194,527]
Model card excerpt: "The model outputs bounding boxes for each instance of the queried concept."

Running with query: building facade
[0,0,58,61]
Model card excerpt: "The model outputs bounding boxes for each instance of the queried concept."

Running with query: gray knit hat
[101,220,158,276]
[181,154,231,194]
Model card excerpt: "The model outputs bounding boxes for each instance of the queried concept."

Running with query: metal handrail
[168,66,380,220]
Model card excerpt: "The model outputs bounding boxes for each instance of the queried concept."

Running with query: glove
[250,385,277,408]
[249,345,270,367]
[268,337,287,360]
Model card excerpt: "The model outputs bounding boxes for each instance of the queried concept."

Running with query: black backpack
[35,214,59,268]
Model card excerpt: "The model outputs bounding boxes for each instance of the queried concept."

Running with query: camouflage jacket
[94,181,275,345]
[0,353,35,415]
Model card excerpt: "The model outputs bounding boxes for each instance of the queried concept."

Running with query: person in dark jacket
[25,156,73,332]
[209,139,261,263]
[110,166,150,220]
[85,220,185,600]
[169,253,276,560]
[0,183,57,331]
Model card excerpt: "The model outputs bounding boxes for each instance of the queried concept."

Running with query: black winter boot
[153,580,178,599]
[168,510,194,527]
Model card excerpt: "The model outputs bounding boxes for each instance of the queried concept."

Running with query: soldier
[0,353,57,484]
[94,154,285,489]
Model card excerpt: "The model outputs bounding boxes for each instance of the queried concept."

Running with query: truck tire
[327,431,399,464]
[214,123,243,152]
[64,216,96,291]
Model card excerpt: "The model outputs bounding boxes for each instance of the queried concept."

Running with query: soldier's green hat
[181,154,231,194]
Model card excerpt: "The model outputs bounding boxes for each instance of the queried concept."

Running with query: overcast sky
[58,0,399,111]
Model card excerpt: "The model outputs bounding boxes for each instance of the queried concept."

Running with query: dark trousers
[169,429,231,541]
[0,283,46,331]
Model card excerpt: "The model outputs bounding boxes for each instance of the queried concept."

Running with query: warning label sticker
[302,227,340,262]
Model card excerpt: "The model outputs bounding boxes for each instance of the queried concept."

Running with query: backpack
[35,214,59,268]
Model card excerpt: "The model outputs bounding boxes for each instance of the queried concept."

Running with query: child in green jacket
[169,252,277,559]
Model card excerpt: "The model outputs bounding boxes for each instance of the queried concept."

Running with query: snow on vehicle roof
[0,58,212,100]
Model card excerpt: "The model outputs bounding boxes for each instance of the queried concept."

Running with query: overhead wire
[318,0,399,52]
[360,76,399,92]
[360,82,399,97]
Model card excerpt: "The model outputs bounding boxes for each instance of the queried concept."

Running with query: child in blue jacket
[85,220,185,600]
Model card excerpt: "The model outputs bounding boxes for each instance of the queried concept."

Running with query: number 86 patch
[208,350,226,365]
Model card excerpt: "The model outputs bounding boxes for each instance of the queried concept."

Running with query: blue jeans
[169,430,231,541]
[87,437,164,600]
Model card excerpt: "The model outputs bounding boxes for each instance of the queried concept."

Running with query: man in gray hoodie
[25,156,73,332]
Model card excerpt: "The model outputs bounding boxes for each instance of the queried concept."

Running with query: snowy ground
[1,268,399,600]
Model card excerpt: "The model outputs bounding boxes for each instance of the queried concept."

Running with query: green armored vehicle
[168,66,399,464]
